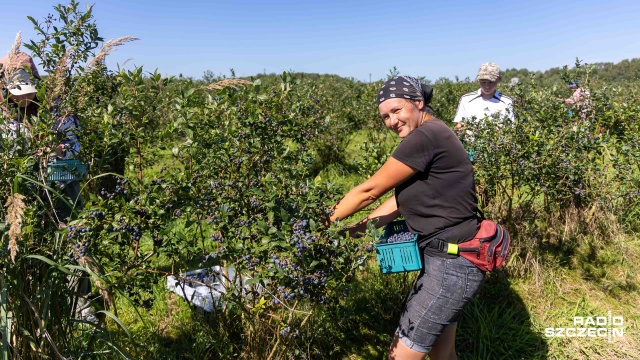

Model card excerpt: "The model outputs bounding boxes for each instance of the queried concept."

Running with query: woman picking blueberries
[328,76,484,360]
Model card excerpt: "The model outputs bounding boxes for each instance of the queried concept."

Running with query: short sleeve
[453,99,466,123]
[391,130,432,171]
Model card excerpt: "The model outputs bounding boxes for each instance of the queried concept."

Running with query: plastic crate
[166,266,257,312]
[166,267,228,312]
[47,160,88,182]
[374,220,423,274]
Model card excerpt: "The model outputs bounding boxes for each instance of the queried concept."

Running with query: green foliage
[25,0,102,75]
[1,1,639,359]
[503,57,640,86]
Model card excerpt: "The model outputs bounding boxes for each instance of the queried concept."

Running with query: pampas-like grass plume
[1,31,23,88]
[9,31,21,57]
[207,78,253,90]
[49,47,72,98]
[5,193,26,262]
[86,36,139,69]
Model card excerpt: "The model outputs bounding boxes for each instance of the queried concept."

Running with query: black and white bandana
[377,76,433,107]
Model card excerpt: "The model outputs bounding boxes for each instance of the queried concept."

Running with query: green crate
[47,160,88,182]
[374,220,422,274]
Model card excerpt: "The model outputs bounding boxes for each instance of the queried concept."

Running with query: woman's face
[379,98,424,138]
[9,92,36,108]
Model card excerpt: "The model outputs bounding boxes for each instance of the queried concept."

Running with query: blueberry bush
[1,2,639,359]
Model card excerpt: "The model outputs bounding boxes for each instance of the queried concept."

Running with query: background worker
[564,80,591,119]
[1,51,83,222]
[453,62,514,132]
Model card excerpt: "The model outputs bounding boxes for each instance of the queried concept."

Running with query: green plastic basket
[46,160,88,182]
[374,220,422,274]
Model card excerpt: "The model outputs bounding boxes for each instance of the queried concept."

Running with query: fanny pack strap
[420,216,482,255]
[422,237,460,255]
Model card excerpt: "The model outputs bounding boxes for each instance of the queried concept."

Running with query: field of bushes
[0,2,639,359]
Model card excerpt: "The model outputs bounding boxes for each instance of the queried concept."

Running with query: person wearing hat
[1,50,83,221]
[328,76,483,359]
[452,62,514,132]
[1,50,94,322]
[0,51,42,140]
[564,80,591,119]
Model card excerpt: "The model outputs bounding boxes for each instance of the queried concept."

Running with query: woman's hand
[54,144,66,157]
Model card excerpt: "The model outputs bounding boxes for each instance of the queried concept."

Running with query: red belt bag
[448,219,510,272]
[425,220,511,272]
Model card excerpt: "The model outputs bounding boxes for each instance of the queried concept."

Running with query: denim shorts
[397,254,485,353]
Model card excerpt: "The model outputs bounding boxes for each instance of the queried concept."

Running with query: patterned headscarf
[377,75,433,108]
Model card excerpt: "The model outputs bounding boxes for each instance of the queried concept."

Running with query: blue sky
[2,0,639,82]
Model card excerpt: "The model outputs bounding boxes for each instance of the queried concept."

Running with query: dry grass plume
[5,193,26,262]
[207,78,253,90]
[86,36,139,69]
[1,32,23,89]
[48,47,72,98]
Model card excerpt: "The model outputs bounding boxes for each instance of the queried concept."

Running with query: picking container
[374,220,422,274]
[47,159,88,182]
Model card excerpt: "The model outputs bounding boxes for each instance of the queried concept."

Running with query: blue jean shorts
[397,254,485,353]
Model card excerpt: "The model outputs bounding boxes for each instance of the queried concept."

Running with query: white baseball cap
[1,51,41,96]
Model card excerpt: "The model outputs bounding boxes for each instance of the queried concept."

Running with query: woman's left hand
[54,144,66,157]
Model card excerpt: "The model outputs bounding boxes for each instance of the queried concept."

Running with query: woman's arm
[329,156,417,223]
[346,195,400,237]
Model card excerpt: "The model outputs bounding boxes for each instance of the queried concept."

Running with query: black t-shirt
[392,118,479,257]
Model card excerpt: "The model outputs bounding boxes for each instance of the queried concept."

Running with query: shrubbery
[0,2,638,359]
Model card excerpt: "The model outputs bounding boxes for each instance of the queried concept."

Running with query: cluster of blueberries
[66,225,92,261]
[289,219,317,256]
[241,254,261,270]
[66,225,91,238]
[107,222,143,241]
[210,233,223,243]
[275,285,297,302]
[269,253,331,305]
[354,243,375,253]
[279,326,300,338]
[383,231,416,244]
[99,178,131,200]
[152,233,163,247]
[269,256,301,273]
[249,198,260,208]
[182,269,219,286]
[99,188,116,200]
[236,218,252,227]
[206,215,218,225]
[114,185,128,195]
[89,210,105,221]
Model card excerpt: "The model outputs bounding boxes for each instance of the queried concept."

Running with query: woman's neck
[421,113,434,125]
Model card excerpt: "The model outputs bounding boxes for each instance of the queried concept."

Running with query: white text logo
[545,311,623,342]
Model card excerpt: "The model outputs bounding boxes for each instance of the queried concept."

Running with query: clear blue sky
[2,0,639,82]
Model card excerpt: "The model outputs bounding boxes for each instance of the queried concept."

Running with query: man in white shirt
[453,62,514,132]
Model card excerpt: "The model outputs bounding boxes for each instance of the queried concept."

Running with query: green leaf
[97,310,133,340]
[26,255,72,275]
[245,277,260,285]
